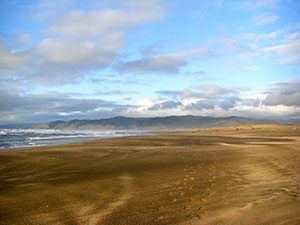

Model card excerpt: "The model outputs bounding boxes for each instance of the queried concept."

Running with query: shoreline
[0,129,154,152]
[3,123,297,152]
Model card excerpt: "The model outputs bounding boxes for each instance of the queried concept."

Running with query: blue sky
[0,0,300,123]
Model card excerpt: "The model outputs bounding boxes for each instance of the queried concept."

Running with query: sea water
[0,129,143,149]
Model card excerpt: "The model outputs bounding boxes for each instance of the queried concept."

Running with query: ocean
[0,129,143,150]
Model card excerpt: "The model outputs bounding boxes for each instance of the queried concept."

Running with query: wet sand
[0,124,300,225]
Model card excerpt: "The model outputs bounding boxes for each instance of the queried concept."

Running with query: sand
[0,124,299,225]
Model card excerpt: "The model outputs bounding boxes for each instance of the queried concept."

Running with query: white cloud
[0,2,167,85]
[45,7,164,39]
[194,85,239,97]
[285,32,300,42]
[254,13,279,25]
[264,41,300,64]
[36,37,121,68]
[0,45,29,76]
[242,31,281,42]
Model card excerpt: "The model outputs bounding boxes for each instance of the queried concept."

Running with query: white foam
[0,128,145,149]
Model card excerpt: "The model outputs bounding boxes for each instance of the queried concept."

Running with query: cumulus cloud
[263,81,300,106]
[1,1,166,85]
[151,82,300,119]
[218,96,241,110]
[154,85,242,111]
[1,80,300,123]
[27,36,123,85]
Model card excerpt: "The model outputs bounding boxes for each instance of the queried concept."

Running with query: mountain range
[31,115,272,130]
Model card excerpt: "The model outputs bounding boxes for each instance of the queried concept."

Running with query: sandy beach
[0,124,299,225]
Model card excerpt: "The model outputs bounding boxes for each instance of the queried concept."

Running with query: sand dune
[0,124,299,224]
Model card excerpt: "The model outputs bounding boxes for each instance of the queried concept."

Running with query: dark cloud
[0,90,131,123]
[117,54,187,74]
[263,81,300,106]
[149,101,183,110]
[185,101,215,110]
[218,96,241,110]
[117,48,209,74]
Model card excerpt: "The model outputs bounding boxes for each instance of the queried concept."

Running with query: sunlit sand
[0,124,299,225]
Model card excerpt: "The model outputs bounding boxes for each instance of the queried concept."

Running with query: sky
[0,0,300,124]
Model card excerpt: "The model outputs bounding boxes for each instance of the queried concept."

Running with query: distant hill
[0,123,32,129]
[31,115,272,130]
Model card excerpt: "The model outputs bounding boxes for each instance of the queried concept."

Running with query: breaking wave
[0,129,144,150]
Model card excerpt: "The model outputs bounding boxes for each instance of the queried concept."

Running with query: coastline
[0,124,299,225]
[0,129,150,151]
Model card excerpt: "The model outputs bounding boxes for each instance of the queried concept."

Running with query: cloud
[218,96,241,110]
[96,90,139,95]
[263,81,300,106]
[185,100,215,110]
[193,84,239,97]
[1,2,166,85]
[154,85,241,111]
[264,41,300,64]
[25,36,123,85]
[149,100,183,110]
[0,45,29,76]
[150,83,300,119]
[156,85,238,102]
[117,54,187,74]
[242,31,281,42]
[1,81,300,123]
[285,32,300,42]
[45,7,164,39]
[117,48,210,74]
[0,90,131,123]
[218,30,298,65]
[254,13,279,25]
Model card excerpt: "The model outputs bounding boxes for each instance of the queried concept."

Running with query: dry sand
[0,124,299,225]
